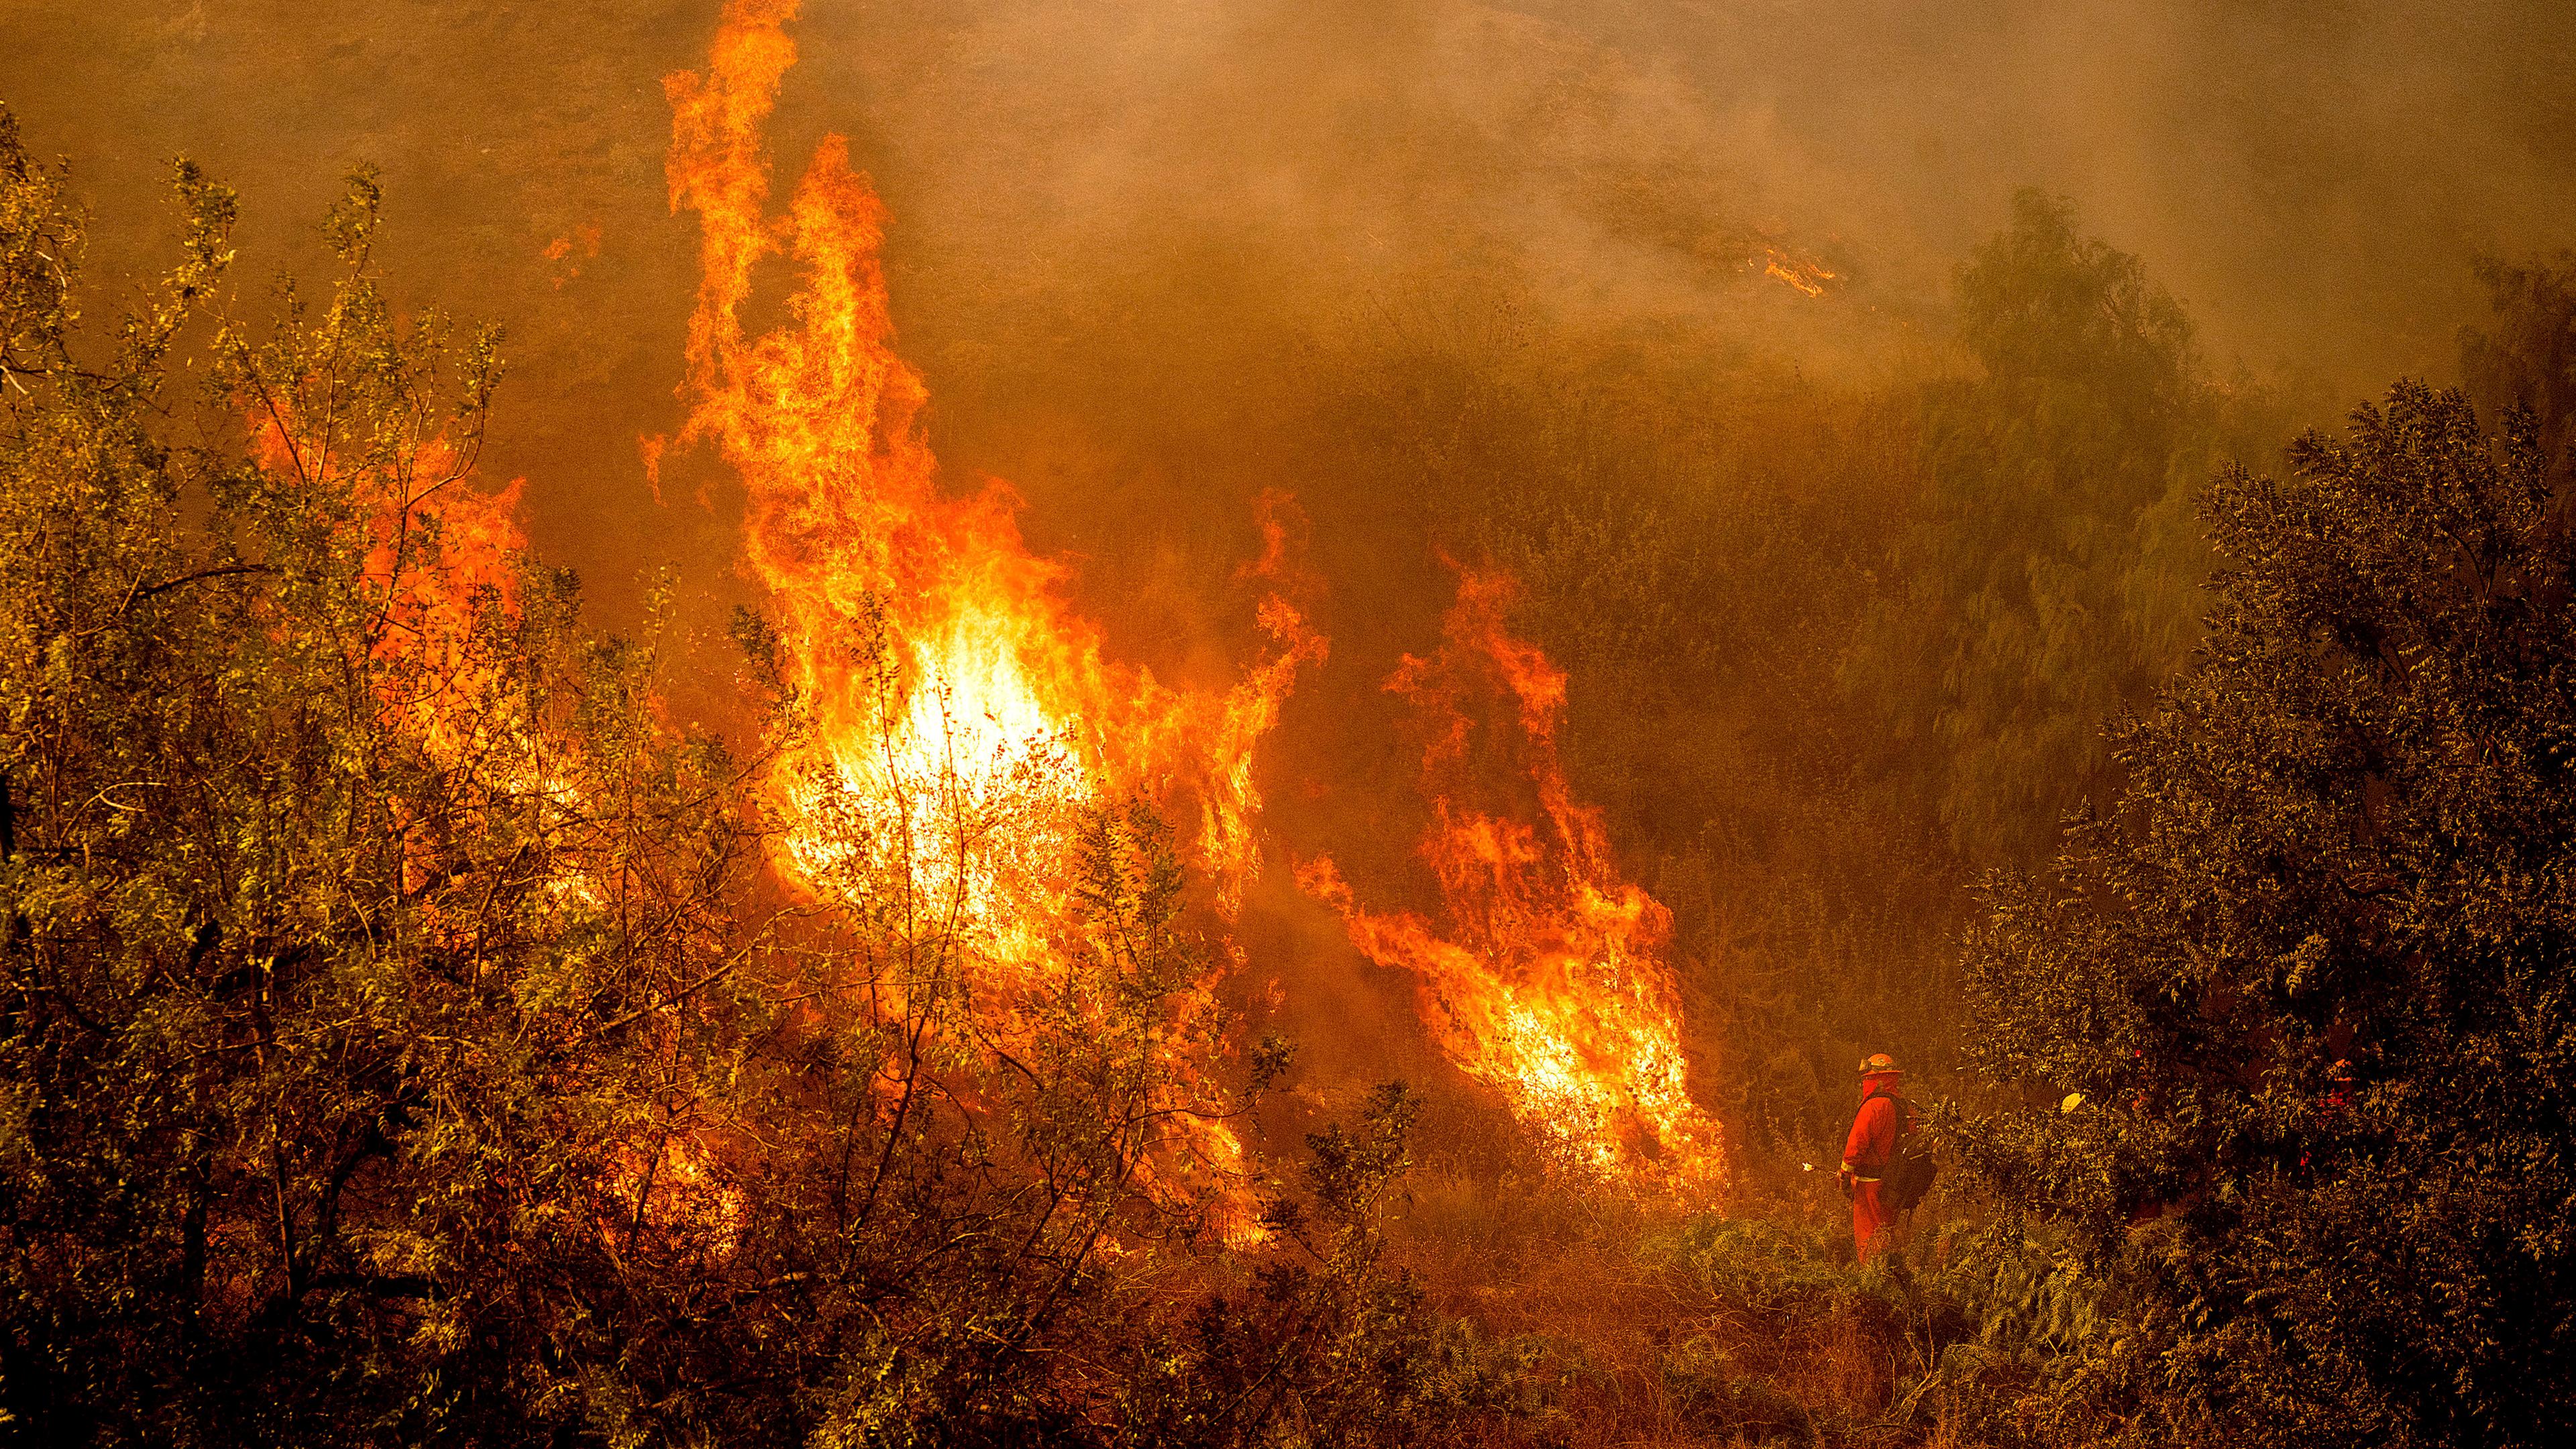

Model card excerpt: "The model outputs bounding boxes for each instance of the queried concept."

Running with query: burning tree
[656,0,1326,1230]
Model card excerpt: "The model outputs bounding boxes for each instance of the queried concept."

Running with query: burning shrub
[1301,569,1727,1197]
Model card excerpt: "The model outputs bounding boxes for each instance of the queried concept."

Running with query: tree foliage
[1846,189,2272,865]
[1956,380,2576,1446]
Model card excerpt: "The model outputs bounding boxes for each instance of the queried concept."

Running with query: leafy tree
[1956,381,2576,1447]
[1847,189,2269,865]
[0,111,765,1442]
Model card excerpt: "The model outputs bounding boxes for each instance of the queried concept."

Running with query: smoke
[8,1,2570,602]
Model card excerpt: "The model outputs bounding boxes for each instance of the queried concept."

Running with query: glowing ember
[1301,571,1726,1195]
[602,1134,748,1263]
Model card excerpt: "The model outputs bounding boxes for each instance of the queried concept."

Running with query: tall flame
[662,0,1319,920]
[659,0,1320,1210]
[1301,572,1725,1195]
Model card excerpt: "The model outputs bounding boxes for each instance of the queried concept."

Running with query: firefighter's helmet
[1858,1053,1901,1077]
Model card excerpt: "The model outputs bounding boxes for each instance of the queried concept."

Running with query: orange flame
[1760,246,1837,298]
[660,0,1319,1216]
[664,0,1318,927]
[1301,572,1725,1195]
[248,415,528,766]
[601,1134,749,1263]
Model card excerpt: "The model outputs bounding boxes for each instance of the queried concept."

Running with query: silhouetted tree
[2462,252,2576,488]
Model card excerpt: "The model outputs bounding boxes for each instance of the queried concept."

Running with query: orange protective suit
[1849,1178,1891,1260]
[1842,1073,1906,1261]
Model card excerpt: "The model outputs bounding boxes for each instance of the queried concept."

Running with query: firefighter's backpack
[1874,1092,1939,1212]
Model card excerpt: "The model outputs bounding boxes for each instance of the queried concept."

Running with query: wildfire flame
[1301,572,1725,1195]
[663,0,1318,930]
[248,417,529,764]
[658,0,1321,1212]
[601,1134,749,1263]
[1760,245,1837,298]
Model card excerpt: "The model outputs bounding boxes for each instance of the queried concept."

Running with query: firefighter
[1840,1052,1909,1263]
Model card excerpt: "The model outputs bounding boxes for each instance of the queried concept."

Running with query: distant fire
[1760,246,1837,297]
[1301,572,1725,1195]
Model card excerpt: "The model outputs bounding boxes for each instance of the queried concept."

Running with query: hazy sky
[5,0,2572,626]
